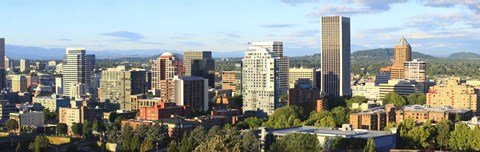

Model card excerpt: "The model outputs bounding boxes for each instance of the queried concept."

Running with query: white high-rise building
[321,16,351,97]
[55,77,63,95]
[248,41,289,94]
[5,56,13,71]
[20,59,30,73]
[62,48,95,98]
[242,41,288,117]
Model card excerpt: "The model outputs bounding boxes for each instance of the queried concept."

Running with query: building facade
[349,105,396,130]
[138,102,186,121]
[33,95,70,112]
[173,76,208,112]
[352,82,380,100]
[396,105,472,124]
[183,51,215,88]
[63,48,95,98]
[152,52,176,100]
[9,111,45,128]
[427,79,479,114]
[221,71,238,92]
[289,67,316,89]
[242,43,281,117]
[390,37,412,80]
[11,75,27,92]
[404,59,426,83]
[20,59,30,73]
[378,79,417,100]
[321,16,351,97]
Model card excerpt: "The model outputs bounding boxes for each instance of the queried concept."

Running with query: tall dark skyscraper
[321,16,351,97]
[183,51,215,88]
[0,38,5,89]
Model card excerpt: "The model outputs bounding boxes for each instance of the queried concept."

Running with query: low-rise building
[59,105,104,133]
[461,116,480,129]
[0,101,17,124]
[396,105,472,124]
[350,105,396,130]
[259,125,397,151]
[9,111,45,128]
[33,94,70,112]
[352,82,380,100]
[288,79,320,113]
[138,102,187,121]
[378,79,417,100]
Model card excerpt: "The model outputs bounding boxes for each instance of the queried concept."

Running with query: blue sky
[0,0,479,56]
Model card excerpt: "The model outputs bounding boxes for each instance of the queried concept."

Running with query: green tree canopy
[383,92,407,108]
[269,133,319,152]
[71,122,82,136]
[346,96,368,108]
[363,137,377,152]
[5,119,18,131]
[406,93,426,105]
[56,123,68,135]
[263,106,305,129]
[244,116,265,129]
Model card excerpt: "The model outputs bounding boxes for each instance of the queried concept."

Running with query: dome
[160,52,174,57]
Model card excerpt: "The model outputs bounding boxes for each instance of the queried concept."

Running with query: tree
[145,123,169,147]
[269,133,319,152]
[188,126,206,148]
[140,138,154,152]
[315,115,336,127]
[56,123,68,135]
[435,120,450,150]
[363,137,377,152]
[43,108,58,120]
[346,96,368,108]
[178,132,193,152]
[263,106,304,129]
[244,117,264,129]
[92,120,100,132]
[449,123,472,150]
[331,106,349,126]
[121,124,133,151]
[384,122,397,131]
[16,142,24,152]
[383,92,407,108]
[29,136,49,152]
[242,130,260,152]
[71,122,82,136]
[168,141,179,152]
[135,124,149,138]
[130,134,141,152]
[406,93,426,105]
[5,119,18,132]
[83,121,93,137]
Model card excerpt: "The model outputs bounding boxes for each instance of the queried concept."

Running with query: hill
[448,52,480,59]
[351,48,436,61]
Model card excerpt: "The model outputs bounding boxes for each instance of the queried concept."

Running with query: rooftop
[267,126,394,139]
[401,105,471,113]
[397,37,410,47]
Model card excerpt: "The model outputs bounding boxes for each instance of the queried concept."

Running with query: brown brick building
[349,104,396,130]
[138,102,187,121]
[396,105,472,124]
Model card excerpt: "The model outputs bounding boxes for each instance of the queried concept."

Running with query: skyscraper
[390,37,412,80]
[0,39,5,89]
[173,76,208,112]
[63,48,95,98]
[321,16,351,97]
[20,59,30,73]
[183,51,215,88]
[99,67,147,110]
[249,41,289,94]
[152,52,176,101]
[242,42,288,117]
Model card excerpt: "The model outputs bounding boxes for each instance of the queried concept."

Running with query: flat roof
[267,126,394,139]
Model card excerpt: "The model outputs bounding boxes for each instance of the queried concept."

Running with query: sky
[0,0,479,56]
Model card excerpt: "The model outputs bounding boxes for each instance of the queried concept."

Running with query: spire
[397,36,410,47]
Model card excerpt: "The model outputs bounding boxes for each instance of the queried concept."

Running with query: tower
[391,37,412,80]
[321,16,351,97]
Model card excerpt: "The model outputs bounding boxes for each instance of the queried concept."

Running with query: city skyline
[0,0,479,57]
